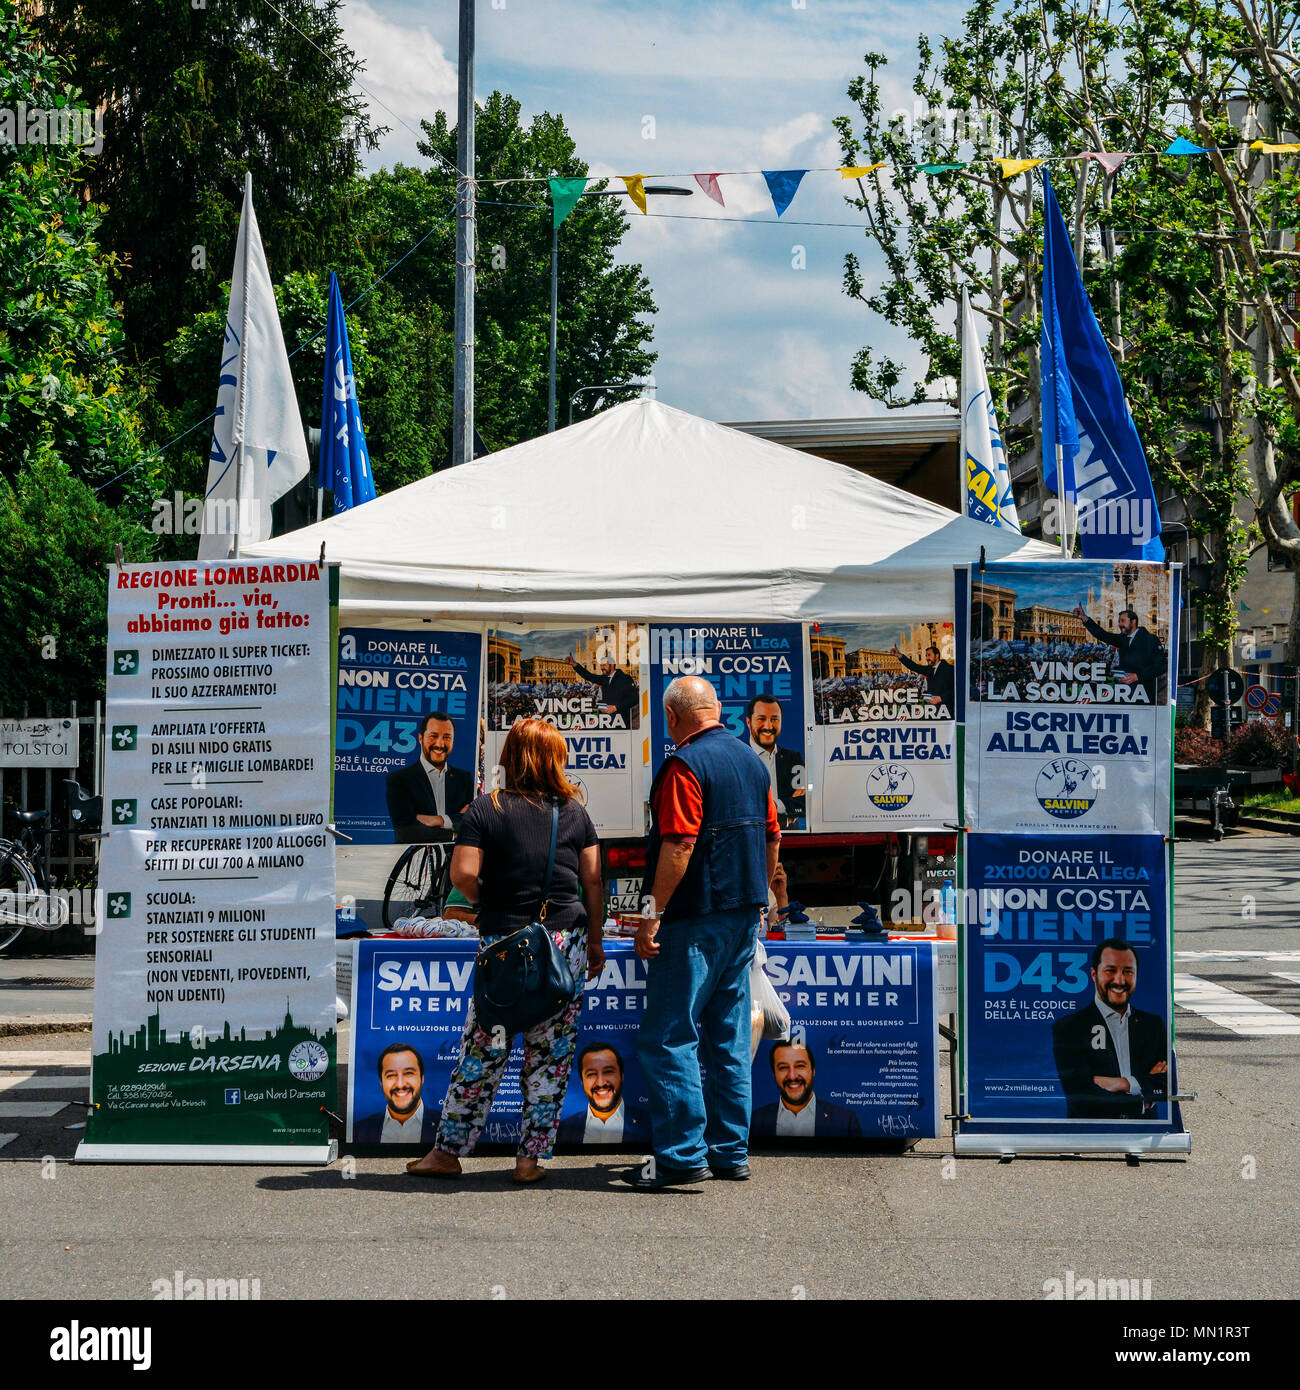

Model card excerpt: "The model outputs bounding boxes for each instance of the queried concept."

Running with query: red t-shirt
[652,724,781,842]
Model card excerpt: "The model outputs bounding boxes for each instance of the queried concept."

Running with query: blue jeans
[637,907,757,1171]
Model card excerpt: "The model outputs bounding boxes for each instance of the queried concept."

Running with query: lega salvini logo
[288,1040,328,1081]
[1035,757,1098,819]
[867,764,914,809]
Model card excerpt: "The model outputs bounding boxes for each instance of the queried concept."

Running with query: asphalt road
[1,830,1297,1301]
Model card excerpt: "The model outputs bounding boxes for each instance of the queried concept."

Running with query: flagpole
[958,287,968,517]
[451,0,475,466]
[232,172,255,561]
[1055,443,1068,557]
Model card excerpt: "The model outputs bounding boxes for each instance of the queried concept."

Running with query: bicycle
[0,779,102,953]
[381,838,453,931]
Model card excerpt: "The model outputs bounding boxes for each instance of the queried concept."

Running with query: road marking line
[0,1101,68,1118]
[1175,951,1300,963]
[0,1133,16,1150]
[1271,972,1300,987]
[1174,975,1300,1035]
[0,1052,92,1068]
[0,1073,88,1093]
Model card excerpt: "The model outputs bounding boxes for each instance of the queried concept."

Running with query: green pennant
[918,162,966,175]
[549,176,588,229]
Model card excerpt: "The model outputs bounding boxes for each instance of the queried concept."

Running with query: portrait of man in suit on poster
[1051,938,1168,1119]
[385,710,475,842]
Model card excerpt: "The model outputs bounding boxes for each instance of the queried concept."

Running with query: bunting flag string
[694,172,726,205]
[761,169,807,217]
[525,140,1294,224]
[621,174,648,215]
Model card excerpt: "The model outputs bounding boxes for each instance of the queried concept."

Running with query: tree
[0,0,150,503]
[0,0,156,712]
[0,449,154,713]
[34,0,380,360]
[834,0,1260,721]
[417,92,657,444]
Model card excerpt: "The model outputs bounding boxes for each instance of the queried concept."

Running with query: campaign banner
[487,623,644,836]
[964,561,1173,834]
[960,832,1176,1134]
[647,623,808,831]
[80,560,336,1161]
[808,619,956,830]
[347,937,939,1148]
[334,627,483,844]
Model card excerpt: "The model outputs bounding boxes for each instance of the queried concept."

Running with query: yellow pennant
[622,175,648,214]
[840,164,885,177]
[1250,140,1300,153]
[997,157,1044,178]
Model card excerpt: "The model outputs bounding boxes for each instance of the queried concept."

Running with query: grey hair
[663,675,719,718]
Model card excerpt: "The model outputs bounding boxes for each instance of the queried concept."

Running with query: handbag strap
[537,801,558,922]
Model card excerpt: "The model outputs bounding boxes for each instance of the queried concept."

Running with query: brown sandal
[406,1150,462,1179]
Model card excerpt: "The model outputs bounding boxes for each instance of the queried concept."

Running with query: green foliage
[0,448,154,712]
[34,0,380,357]
[0,0,149,506]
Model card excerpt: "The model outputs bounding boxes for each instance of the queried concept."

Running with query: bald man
[623,676,781,1190]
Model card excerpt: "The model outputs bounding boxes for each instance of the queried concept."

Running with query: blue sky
[340,0,969,423]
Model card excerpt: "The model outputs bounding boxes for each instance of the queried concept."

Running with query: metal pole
[451,0,475,466]
[548,222,558,432]
[1054,443,1069,558]
[958,287,967,516]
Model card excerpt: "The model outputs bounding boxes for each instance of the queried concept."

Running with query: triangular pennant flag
[1165,136,1207,155]
[549,176,588,229]
[694,172,725,205]
[1250,140,1300,153]
[621,174,647,215]
[918,161,966,174]
[1087,151,1130,175]
[761,169,807,217]
[997,157,1044,178]
[840,164,885,177]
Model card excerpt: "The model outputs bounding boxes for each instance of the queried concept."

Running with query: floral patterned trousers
[435,926,587,1159]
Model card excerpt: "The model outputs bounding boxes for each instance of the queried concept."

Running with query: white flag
[198,174,309,560]
[960,286,1020,533]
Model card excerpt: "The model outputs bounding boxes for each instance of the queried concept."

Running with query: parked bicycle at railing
[380,838,454,931]
[0,779,102,953]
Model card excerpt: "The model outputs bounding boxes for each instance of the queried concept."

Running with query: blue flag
[1040,171,1162,560]
[318,272,375,513]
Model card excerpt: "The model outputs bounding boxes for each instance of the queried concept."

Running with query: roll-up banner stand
[953,560,1188,1155]
[79,559,337,1163]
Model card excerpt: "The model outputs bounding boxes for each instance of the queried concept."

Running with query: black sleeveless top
[455,791,598,936]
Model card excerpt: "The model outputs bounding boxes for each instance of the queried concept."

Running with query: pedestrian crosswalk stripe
[0,1133,16,1151]
[0,1072,88,1094]
[1175,950,1300,963]
[1174,975,1300,1035]
[1271,972,1300,987]
[0,1051,91,1068]
[0,1101,68,1118]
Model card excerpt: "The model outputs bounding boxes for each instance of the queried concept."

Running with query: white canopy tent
[246,399,1054,623]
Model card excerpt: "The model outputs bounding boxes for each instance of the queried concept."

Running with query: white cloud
[341,0,458,166]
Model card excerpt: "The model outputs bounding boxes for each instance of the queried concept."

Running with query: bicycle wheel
[0,840,41,954]
[382,843,448,930]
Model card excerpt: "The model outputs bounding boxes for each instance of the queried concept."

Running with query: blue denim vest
[643,724,770,923]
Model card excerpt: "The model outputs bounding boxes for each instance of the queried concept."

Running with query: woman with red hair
[407,717,606,1183]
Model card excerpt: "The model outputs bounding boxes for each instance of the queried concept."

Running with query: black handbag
[472,802,581,1037]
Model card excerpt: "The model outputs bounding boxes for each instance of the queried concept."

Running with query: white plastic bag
[750,934,791,1043]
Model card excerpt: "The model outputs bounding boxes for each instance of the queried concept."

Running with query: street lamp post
[547,184,692,432]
